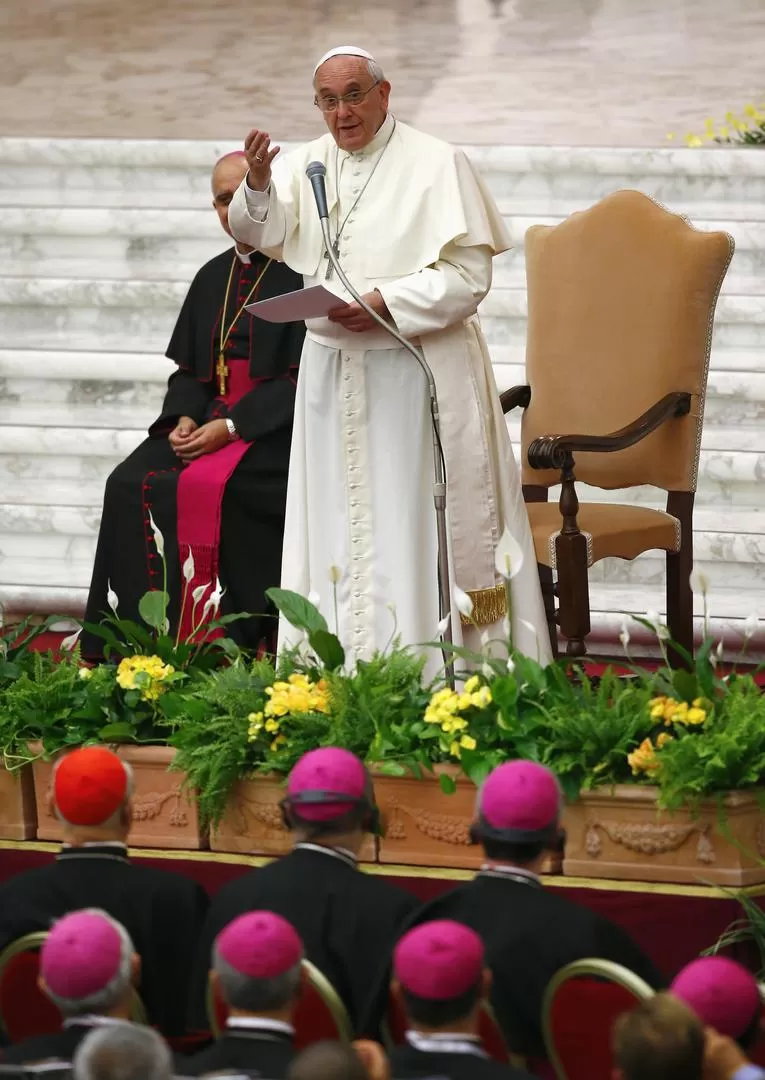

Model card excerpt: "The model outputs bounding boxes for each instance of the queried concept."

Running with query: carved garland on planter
[584,816,715,864]
[46,789,189,827]
[228,793,287,839]
[384,797,471,846]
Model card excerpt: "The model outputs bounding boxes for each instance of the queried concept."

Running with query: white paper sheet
[245,285,345,323]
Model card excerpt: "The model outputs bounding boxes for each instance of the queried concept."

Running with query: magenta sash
[176,360,255,641]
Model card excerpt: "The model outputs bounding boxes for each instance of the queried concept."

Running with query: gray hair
[312,58,386,88]
[44,909,134,1019]
[52,757,134,830]
[73,1024,171,1080]
[212,948,302,1012]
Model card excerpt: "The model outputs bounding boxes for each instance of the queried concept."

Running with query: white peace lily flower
[506,656,516,674]
[328,565,343,585]
[147,510,165,558]
[494,526,525,581]
[437,613,451,637]
[106,580,119,616]
[182,547,196,583]
[501,615,511,637]
[743,613,760,640]
[519,619,538,640]
[191,582,209,605]
[453,586,474,619]
[202,577,225,620]
[716,639,725,659]
[308,591,321,609]
[619,617,630,650]
[60,629,82,652]
[481,662,494,679]
[689,569,710,595]
[644,609,660,628]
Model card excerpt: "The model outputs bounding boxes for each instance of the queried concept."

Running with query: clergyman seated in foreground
[671,956,763,1053]
[179,910,301,1077]
[365,759,662,1055]
[389,919,530,1080]
[82,151,305,657]
[2,909,140,1067]
[73,1023,173,1080]
[188,747,417,1033]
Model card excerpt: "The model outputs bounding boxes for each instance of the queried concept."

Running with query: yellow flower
[116,654,174,701]
[656,732,673,748]
[744,104,759,118]
[663,702,678,724]
[460,735,477,751]
[464,676,480,694]
[627,738,660,776]
[449,741,461,759]
[704,117,716,134]
[248,711,263,724]
[719,125,730,139]
[684,707,707,726]
[684,134,704,148]
[264,718,280,733]
[650,703,665,720]
[471,687,492,708]
[270,735,287,751]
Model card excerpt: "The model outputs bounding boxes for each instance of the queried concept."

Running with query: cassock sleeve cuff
[243,179,271,222]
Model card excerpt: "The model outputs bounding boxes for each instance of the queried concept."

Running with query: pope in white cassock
[228,45,551,668]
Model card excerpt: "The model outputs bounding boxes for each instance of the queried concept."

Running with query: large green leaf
[98,722,136,740]
[308,630,345,671]
[138,591,169,631]
[438,772,457,794]
[266,589,328,634]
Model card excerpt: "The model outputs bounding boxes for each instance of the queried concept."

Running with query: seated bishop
[82,151,305,656]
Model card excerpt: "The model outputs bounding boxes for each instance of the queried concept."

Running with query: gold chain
[216,254,273,393]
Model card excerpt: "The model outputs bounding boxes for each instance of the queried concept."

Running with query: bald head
[211,152,249,243]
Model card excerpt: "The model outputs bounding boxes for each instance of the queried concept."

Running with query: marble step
[2,140,765,202]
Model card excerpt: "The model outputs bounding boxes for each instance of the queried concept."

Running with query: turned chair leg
[537,564,559,659]
[555,533,591,659]
[666,491,695,669]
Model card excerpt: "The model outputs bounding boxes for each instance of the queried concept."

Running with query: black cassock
[178,1025,294,1077]
[388,1043,530,1080]
[363,872,664,1058]
[83,248,305,656]
[187,845,418,1035]
[3,1017,122,1066]
[0,845,209,1037]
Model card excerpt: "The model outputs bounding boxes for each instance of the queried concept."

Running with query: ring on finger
[255,153,264,163]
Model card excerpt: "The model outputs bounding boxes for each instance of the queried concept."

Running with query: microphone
[305,161,329,221]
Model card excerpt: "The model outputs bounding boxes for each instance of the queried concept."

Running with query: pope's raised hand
[244,129,280,191]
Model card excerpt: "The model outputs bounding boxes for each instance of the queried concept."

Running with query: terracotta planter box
[0,764,37,840]
[211,775,376,861]
[375,767,561,873]
[31,743,207,850]
[563,784,765,886]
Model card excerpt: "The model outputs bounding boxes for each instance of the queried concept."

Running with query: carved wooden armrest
[527,392,691,471]
[500,384,531,414]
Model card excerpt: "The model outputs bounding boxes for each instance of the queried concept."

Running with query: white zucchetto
[313,46,376,78]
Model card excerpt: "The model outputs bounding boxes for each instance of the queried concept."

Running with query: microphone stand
[317,218,455,685]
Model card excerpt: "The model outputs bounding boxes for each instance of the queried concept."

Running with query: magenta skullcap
[285,747,368,823]
[477,760,561,842]
[41,911,126,1000]
[671,957,761,1039]
[216,912,303,978]
[394,920,484,1001]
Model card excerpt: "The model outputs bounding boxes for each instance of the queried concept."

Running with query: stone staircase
[1,138,763,650]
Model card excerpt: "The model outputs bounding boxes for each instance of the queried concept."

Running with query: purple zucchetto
[394,920,484,1001]
[476,760,561,843]
[41,911,126,1000]
[284,747,368,823]
[216,912,303,979]
[671,957,761,1039]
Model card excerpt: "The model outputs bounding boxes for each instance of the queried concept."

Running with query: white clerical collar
[479,862,542,887]
[342,111,395,160]
[235,245,255,264]
[61,841,127,850]
[405,1031,487,1058]
[226,1017,295,1036]
[293,841,358,868]
[63,1016,133,1030]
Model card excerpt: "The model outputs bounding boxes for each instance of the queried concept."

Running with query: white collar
[479,863,541,886]
[63,1015,132,1030]
[235,246,254,264]
[405,1031,487,1058]
[61,841,127,850]
[293,842,357,868]
[226,1017,295,1036]
[340,111,395,160]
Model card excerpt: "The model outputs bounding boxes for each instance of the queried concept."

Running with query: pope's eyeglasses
[314,81,381,113]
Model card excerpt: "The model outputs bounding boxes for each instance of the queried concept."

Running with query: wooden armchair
[503,190,733,661]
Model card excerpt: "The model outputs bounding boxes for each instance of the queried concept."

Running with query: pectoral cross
[216,351,228,396]
[323,239,341,281]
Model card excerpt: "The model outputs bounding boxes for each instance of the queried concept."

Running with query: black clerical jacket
[2,1017,123,1066]
[188,844,417,1034]
[365,871,663,1057]
[149,249,305,444]
[389,1040,531,1080]
[0,846,208,1037]
[178,1023,295,1077]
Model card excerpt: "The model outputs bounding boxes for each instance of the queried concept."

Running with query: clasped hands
[169,418,230,462]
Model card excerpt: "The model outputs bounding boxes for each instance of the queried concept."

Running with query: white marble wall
[1,137,764,652]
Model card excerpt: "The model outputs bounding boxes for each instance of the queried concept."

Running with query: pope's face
[314,57,391,152]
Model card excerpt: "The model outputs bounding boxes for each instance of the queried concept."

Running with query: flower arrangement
[669,102,765,147]
[116,655,176,701]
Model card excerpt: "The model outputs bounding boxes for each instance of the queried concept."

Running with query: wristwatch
[225,418,239,442]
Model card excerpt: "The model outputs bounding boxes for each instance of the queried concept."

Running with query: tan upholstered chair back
[521,190,734,491]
